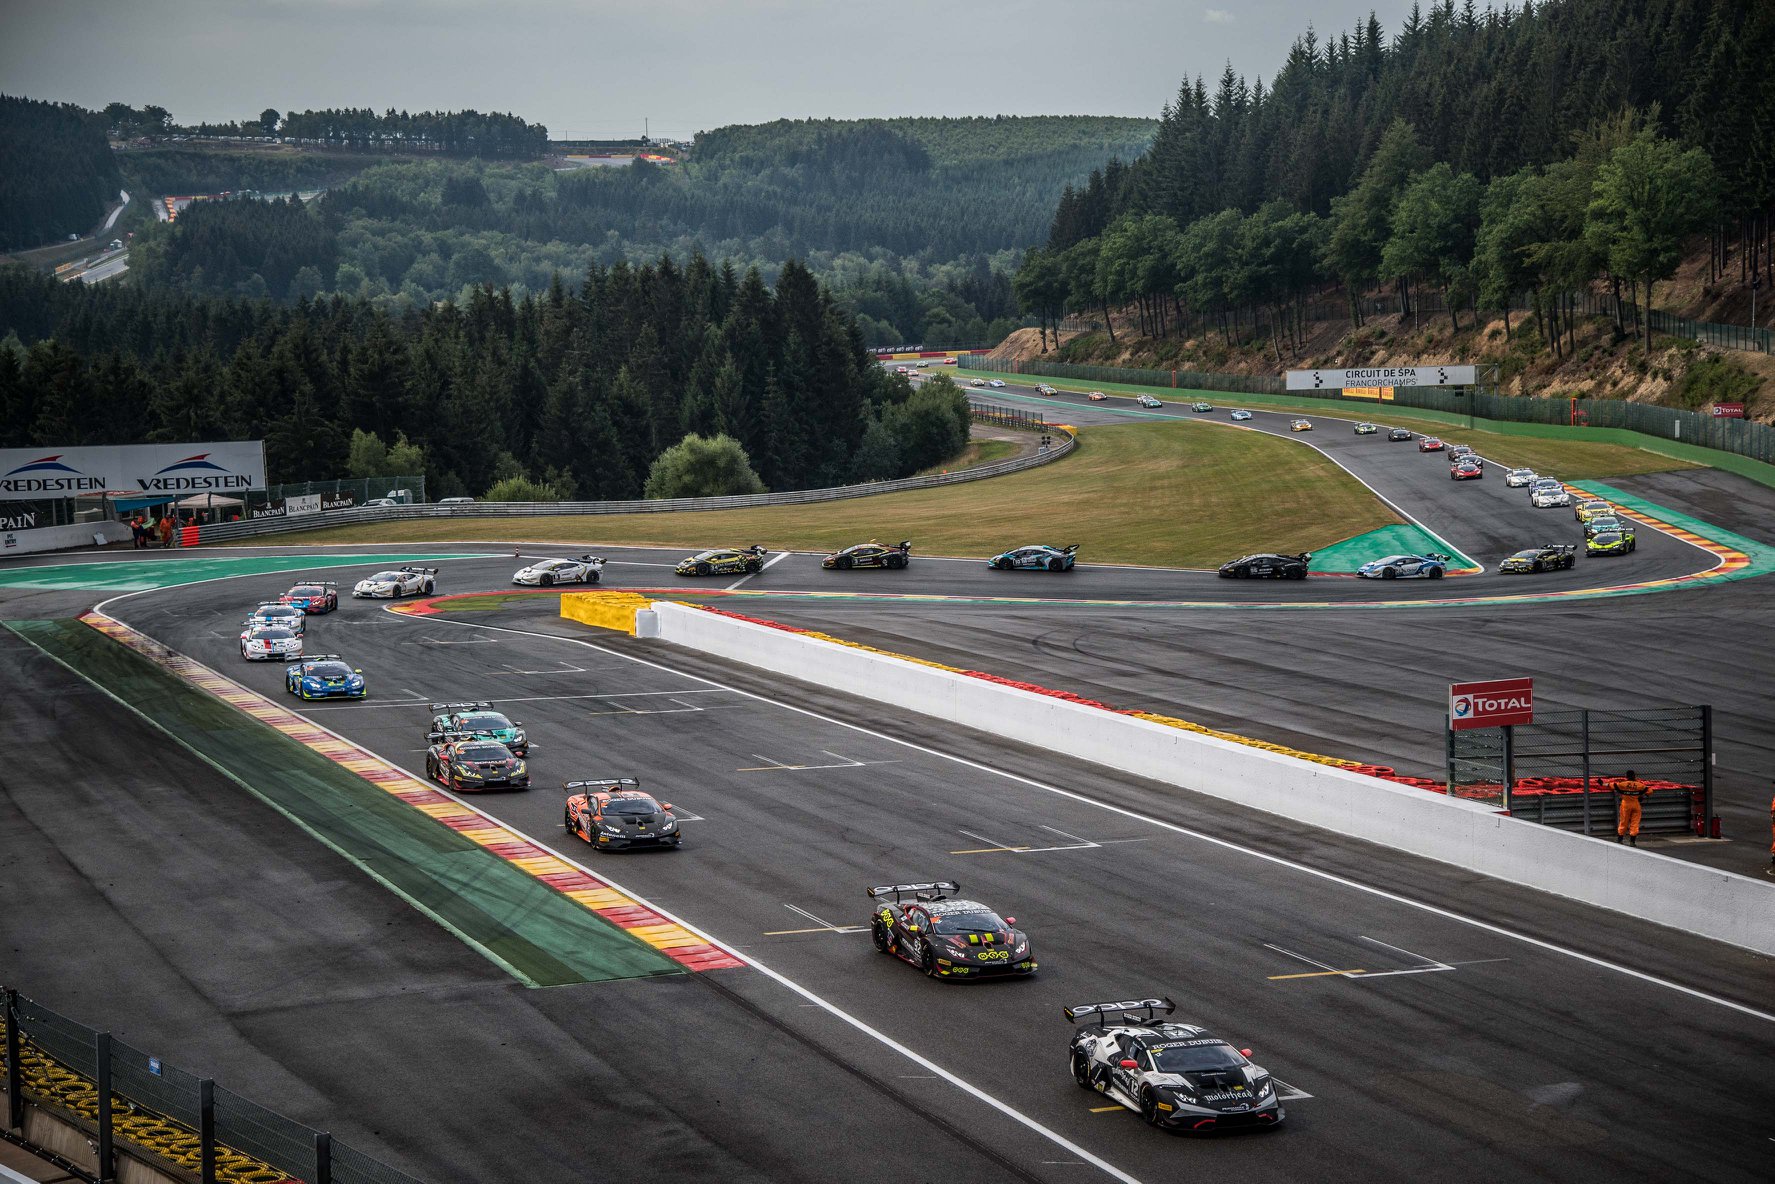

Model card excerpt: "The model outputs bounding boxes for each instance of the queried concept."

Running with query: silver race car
[512,554,605,586]
[352,566,439,598]
[1067,997,1284,1132]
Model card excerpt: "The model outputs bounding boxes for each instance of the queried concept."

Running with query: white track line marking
[374,610,1775,1025]
[726,550,788,590]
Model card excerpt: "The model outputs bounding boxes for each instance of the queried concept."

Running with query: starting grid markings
[78,611,742,972]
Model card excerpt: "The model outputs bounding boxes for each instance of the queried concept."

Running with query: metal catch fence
[4,986,429,1184]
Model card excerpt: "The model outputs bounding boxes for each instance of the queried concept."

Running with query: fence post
[4,988,20,1132]
[1501,725,1515,813]
[199,1079,215,1184]
[315,1131,332,1184]
[95,1031,112,1183]
[1580,709,1592,836]
[1701,704,1714,835]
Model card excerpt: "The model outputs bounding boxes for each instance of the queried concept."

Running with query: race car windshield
[459,744,508,761]
[290,586,323,596]
[1149,1043,1246,1073]
[1594,533,1621,543]
[602,798,659,815]
[932,910,1005,935]
[254,627,295,639]
[534,561,569,570]
[306,662,351,678]
[459,712,512,730]
[1510,551,1541,560]
[368,571,403,582]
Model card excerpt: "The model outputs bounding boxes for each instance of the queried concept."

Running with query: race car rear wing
[1060,544,1080,555]
[399,566,440,575]
[430,701,494,713]
[564,777,641,792]
[1064,997,1175,1027]
[580,554,607,566]
[429,728,499,743]
[743,545,767,557]
[288,580,338,587]
[895,540,912,553]
[1542,543,1577,552]
[286,654,344,664]
[866,881,958,902]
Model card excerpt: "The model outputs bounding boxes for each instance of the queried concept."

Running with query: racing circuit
[3,386,1774,1183]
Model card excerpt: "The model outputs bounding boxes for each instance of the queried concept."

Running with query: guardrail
[194,419,1075,545]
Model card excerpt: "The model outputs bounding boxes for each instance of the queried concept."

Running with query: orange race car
[563,778,684,851]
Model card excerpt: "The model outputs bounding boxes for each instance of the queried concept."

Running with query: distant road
[80,250,128,283]
[101,189,130,232]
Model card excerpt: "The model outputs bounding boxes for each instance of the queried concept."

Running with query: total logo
[1462,693,1531,714]
[135,453,252,494]
[1452,696,1474,719]
[0,455,106,496]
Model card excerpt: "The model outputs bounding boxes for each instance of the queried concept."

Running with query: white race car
[1136,394,1162,408]
[1504,467,1538,487]
[240,624,303,661]
[244,602,306,636]
[1530,481,1572,508]
[988,379,1007,388]
[1067,998,1284,1132]
[1230,409,1253,421]
[352,566,438,598]
[512,554,605,587]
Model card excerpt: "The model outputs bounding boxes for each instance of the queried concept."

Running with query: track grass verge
[236,421,1402,567]
[5,618,682,988]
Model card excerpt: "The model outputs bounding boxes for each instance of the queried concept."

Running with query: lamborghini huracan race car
[1354,422,1378,435]
[511,554,605,586]
[867,881,1034,980]
[1504,467,1539,487]
[240,624,302,661]
[1418,436,1445,452]
[1088,391,1110,401]
[563,778,682,850]
[1136,394,1163,408]
[279,580,338,613]
[426,732,529,792]
[1388,427,1413,441]
[1066,998,1283,1131]
[1357,553,1450,580]
[285,655,366,699]
[429,702,528,755]
[1573,498,1613,523]
[352,566,438,598]
[1530,481,1572,509]
[675,545,766,577]
[1499,544,1577,574]
[988,543,1078,572]
[1586,529,1637,556]
[245,602,306,635]
[1289,418,1313,432]
[1230,409,1253,421]
[1217,552,1310,580]
[1191,402,1214,413]
[1450,458,1484,480]
[823,540,911,570]
[1583,516,1633,540]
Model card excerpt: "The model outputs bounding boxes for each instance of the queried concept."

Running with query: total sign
[1449,677,1534,731]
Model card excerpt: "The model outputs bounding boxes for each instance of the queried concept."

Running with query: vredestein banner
[0,442,267,503]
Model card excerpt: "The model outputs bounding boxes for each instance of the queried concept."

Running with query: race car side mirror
[1239,1048,1252,1057]
[1118,1059,1138,1070]
[1004,918,1015,926]
[660,802,675,811]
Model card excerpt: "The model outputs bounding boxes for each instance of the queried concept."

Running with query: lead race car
[675,545,767,577]
[352,566,438,598]
[988,543,1078,572]
[867,881,1035,980]
[511,554,604,586]
[1217,552,1310,580]
[1357,553,1452,580]
[1066,998,1283,1132]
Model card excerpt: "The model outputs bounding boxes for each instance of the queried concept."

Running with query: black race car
[1217,553,1310,580]
[1066,998,1284,1132]
[675,545,767,577]
[1498,543,1577,574]
[823,540,912,570]
[867,881,1035,980]
[1388,428,1414,442]
[425,732,530,792]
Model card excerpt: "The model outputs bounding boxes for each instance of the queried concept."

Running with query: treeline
[0,257,967,497]
[117,149,365,198]
[100,101,548,156]
[1025,0,1772,357]
[130,197,337,300]
[0,95,121,249]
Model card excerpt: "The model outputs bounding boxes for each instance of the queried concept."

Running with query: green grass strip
[0,552,483,592]
[6,619,681,988]
[1308,524,1475,573]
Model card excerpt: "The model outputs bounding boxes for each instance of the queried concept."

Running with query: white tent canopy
[173,493,244,509]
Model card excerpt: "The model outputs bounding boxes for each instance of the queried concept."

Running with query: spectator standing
[158,514,174,548]
[1613,770,1653,846]
[130,516,145,548]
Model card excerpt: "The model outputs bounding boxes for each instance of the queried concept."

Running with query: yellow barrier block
[560,591,653,635]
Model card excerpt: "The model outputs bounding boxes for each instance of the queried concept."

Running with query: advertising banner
[0,507,39,531]
[320,491,357,511]
[1449,677,1534,731]
[0,442,267,503]
[251,499,287,519]
[285,493,322,516]
[1710,403,1746,419]
[1342,386,1395,400]
[1287,366,1476,391]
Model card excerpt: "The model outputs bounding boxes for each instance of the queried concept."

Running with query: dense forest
[1021,0,1775,360]
[0,257,968,498]
[116,148,371,199]
[101,102,548,156]
[0,95,122,249]
[117,115,1152,344]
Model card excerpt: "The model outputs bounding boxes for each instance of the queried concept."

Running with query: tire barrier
[1,1014,300,1184]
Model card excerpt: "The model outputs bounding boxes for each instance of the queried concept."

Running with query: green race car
[675,545,768,577]
[429,701,528,756]
[1586,529,1637,557]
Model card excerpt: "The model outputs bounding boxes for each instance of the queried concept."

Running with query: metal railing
[4,986,427,1184]
[967,354,1775,467]
[196,419,1075,545]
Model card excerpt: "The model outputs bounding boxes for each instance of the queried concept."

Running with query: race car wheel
[746,559,762,573]
[423,580,435,594]
[920,946,940,978]
[1428,566,1444,579]
[886,554,905,570]
[1290,568,1307,580]
[1072,1051,1094,1089]
[540,573,555,587]
[563,809,576,835]
[1139,1086,1164,1127]
[695,562,711,576]
[1381,568,1397,580]
[871,919,892,953]
[994,558,1010,570]
[1047,558,1063,572]
[588,571,600,583]
[835,555,853,570]
[425,755,437,781]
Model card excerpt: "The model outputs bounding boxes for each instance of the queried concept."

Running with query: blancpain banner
[1286,366,1477,391]
[0,442,266,503]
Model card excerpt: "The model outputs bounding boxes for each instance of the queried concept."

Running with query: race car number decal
[976,949,1010,961]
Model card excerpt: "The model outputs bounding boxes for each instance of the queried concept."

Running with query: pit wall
[648,600,1775,956]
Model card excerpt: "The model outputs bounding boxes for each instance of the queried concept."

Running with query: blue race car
[285,654,367,699]
[1357,553,1452,581]
[988,543,1079,572]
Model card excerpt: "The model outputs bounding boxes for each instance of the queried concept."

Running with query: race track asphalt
[61,573,1772,1184]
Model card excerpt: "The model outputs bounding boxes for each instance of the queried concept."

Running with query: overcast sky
[2,1,1422,138]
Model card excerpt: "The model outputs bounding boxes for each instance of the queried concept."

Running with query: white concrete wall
[2,520,130,556]
[652,601,1775,956]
